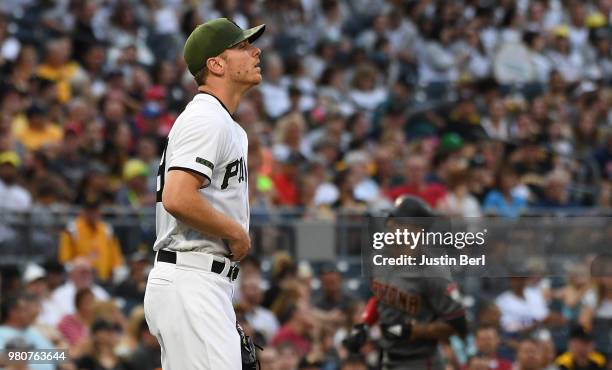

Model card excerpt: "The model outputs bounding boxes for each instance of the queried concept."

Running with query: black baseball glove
[237,323,259,370]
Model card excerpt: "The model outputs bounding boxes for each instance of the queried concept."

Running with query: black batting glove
[343,323,369,353]
[382,321,413,341]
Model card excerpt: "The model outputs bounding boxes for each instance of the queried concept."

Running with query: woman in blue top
[483,167,527,218]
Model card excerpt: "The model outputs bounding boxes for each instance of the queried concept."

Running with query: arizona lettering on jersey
[154,93,250,257]
[376,272,465,359]
[372,279,422,315]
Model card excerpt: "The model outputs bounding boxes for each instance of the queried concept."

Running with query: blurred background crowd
[0,0,610,369]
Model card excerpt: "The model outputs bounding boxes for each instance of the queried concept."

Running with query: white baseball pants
[144,256,241,370]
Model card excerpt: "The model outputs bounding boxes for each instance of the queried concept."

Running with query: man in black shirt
[555,326,606,370]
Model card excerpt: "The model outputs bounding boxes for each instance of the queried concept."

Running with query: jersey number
[156,139,168,202]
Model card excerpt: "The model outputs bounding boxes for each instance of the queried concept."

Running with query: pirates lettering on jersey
[221,157,247,190]
[372,279,422,315]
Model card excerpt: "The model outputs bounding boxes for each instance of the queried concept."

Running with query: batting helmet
[386,195,437,232]
[390,196,436,218]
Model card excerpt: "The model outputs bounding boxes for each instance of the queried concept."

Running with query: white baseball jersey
[153,93,249,257]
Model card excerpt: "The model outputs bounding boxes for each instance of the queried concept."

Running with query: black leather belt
[156,249,239,281]
[383,350,436,364]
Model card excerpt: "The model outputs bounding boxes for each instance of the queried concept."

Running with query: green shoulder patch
[196,157,214,171]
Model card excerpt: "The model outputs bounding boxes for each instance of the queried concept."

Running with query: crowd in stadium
[0,0,610,369]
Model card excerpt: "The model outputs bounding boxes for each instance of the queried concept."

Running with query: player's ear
[206,56,224,76]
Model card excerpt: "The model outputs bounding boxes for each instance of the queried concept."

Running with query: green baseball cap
[184,18,266,76]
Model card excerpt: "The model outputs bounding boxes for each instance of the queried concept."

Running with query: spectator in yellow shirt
[556,325,606,370]
[36,37,84,104]
[58,199,124,282]
[14,102,63,151]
